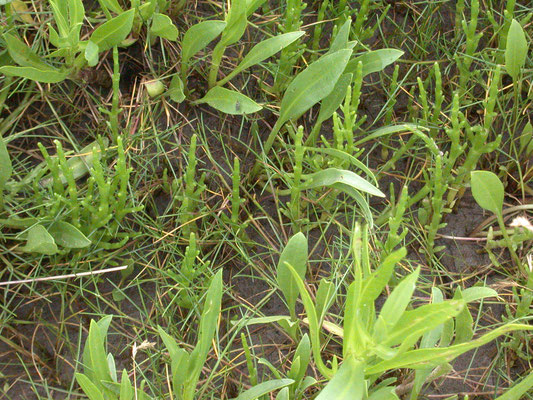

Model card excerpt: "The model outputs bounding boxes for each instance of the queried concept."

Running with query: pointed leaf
[301,168,384,197]
[21,224,58,255]
[181,20,227,68]
[505,19,528,81]
[168,74,185,103]
[232,379,294,400]
[276,232,308,316]
[75,373,104,400]
[0,65,69,83]
[345,49,404,77]
[316,73,353,125]
[196,86,261,115]
[150,13,178,41]
[90,9,135,52]
[48,221,91,248]
[278,49,352,125]
[219,31,304,85]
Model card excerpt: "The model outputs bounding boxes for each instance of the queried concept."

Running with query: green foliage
[505,19,528,82]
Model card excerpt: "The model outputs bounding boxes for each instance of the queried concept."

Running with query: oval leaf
[90,9,135,51]
[168,74,185,103]
[277,232,308,316]
[196,86,261,115]
[505,19,528,81]
[0,65,69,83]
[470,171,504,215]
[301,168,384,197]
[182,20,227,68]
[48,221,91,248]
[150,13,179,41]
[218,31,305,85]
[278,49,352,125]
[21,224,58,255]
[84,40,99,67]
[345,49,404,77]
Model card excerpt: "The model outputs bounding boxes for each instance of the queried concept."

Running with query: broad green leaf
[505,19,528,81]
[277,49,352,126]
[277,232,308,317]
[99,0,123,14]
[196,86,262,115]
[119,369,134,400]
[21,225,58,255]
[460,287,498,303]
[246,0,266,16]
[327,19,352,54]
[150,13,178,41]
[89,9,135,51]
[315,357,364,400]
[305,147,376,184]
[75,373,104,400]
[275,387,289,400]
[452,289,473,345]
[168,75,185,103]
[361,247,407,305]
[368,387,399,400]
[232,379,294,400]
[0,138,12,192]
[384,300,464,347]
[181,20,227,69]
[495,370,533,400]
[345,49,404,78]
[188,270,223,383]
[218,31,304,85]
[88,319,112,383]
[375,267,420,337]
[48,221,91,248]
[300,168,384,197]
[3,33,51,69]
[220,0,248,47]
[82,316,112,383]
[366,324,533,374]
[316,73,353,125]
[0,65,69,83]
[85,40,99,67]
[470,171,504,215]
